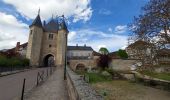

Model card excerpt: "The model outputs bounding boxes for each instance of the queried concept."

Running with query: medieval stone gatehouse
[26,12,68,67]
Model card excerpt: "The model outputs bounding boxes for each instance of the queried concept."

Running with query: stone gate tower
[26,12,68,67]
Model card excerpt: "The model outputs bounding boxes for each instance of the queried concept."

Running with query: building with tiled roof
[156,49,170,66]
[126,40,154,60]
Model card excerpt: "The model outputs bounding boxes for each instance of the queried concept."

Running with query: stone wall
[40,31,57,66]
[66,67,103,100]
[26,26,43,66]
[109,59,137,71]
[68,59,96,70]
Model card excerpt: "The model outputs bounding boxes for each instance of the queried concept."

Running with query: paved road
[24,67,68,100]
[0,67,51,100]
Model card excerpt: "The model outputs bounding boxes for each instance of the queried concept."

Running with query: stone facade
[67,45,97,70]
[109,59,138,71]
[12,14,100,69]
[26,13,68,67]
[14,41,100,70]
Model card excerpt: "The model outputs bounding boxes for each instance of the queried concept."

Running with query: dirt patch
[92,80,170,100]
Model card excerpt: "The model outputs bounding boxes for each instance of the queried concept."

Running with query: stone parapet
[66,67,103,100]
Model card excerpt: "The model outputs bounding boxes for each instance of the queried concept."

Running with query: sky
[0,0,148,52]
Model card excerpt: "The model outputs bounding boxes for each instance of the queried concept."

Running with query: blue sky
[0,0,148,52]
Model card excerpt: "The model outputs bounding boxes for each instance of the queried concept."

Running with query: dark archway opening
[76,63,86,71]
[44,54,55,67]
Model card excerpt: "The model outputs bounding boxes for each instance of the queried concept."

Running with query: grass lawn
[92,80,170,100]
[140,71,170,81]
[75,70,112,83]
[85,73,112,83]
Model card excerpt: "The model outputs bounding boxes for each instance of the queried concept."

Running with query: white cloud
[0,12,29,50]
[3,0,92,22]
[114,25,127,34]
[97,45,106,50]
[68,31,77,41]
[68,29,128,52]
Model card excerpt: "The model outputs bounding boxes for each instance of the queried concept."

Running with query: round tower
[56,15,69,67]
[26,13,43,67]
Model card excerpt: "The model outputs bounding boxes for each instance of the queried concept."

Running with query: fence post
[37,72,39,86]
[21,78,26,100]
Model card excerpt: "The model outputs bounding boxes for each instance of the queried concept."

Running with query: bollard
[41,70,44,81]
[21,78,26,100]
[37,72,39,86]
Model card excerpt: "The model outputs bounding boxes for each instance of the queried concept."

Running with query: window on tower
[30,30,33,35]
[48,33,53,40]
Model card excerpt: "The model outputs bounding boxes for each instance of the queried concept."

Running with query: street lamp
[58,15,68,80]
[88,56,91,72]
[64,33,67,80]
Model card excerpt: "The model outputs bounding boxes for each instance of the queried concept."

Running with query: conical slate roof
[60,20,68,32]
[29,14,42,28]
[44,19,59,32]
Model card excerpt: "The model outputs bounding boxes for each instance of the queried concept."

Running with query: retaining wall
[66,67,103,100]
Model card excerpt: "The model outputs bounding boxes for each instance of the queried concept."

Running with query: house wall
[109,59,138,71]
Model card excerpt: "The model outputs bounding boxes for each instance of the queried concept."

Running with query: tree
[130,0,170,49]
[97,47,111,70]
[97,54,111,70]
[129,0,170,69]
[117,49,128,59]
[99,47,109,55]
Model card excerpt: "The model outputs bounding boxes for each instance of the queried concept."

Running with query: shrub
[86,73,112,83]
[0,55,29,67]
[0,55,8,67]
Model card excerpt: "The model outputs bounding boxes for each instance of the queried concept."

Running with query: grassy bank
[140,71,170,81]
[92,80,170,100]
[75,70,112,83]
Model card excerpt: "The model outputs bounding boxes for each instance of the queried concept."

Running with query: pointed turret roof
[44,19,59,32]
[59,15,68,32]
[29,14,43,28]
[61,19,68,31]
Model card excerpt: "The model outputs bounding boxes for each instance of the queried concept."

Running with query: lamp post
[64,33,67,80]
[58,15,68,80]
[88,56,91,72]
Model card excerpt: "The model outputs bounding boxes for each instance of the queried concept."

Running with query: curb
[0,68,35,77]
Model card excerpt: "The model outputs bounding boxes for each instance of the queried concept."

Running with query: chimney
[15,42,20,52]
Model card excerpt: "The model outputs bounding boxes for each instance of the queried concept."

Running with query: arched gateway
[43,54,55,67]
[76,63,86,71]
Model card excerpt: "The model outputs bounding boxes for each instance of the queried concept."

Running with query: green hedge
[0,55,29,67]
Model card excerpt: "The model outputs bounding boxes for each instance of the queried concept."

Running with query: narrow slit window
[30,30,33,35]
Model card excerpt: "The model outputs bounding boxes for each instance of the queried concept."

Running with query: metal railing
[0,66,30,73]
[20,67,56,100]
